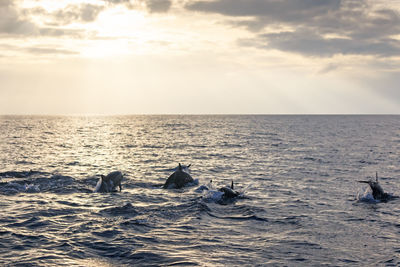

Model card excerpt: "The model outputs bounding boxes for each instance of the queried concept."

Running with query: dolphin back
[163,170,194,189]
[95,176,110,193]
[95,171,123,193]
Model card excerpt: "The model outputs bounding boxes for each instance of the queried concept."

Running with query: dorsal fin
[376,172,378,182]
[231,180,234,190]
[178,163,182,171]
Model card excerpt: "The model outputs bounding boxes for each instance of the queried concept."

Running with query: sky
[0,0,400,115]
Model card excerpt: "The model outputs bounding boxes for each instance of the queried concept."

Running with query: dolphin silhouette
[358,172,390,201]
[218,180,240,199]
[95,171,123,193]
[163,163,194,189]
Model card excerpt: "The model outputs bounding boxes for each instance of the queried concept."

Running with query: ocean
[0,115,399,266]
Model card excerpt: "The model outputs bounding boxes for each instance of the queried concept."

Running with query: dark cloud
[187,0,341,20]
[243,29,400,57]
[187,0,400,57]
[147,0,172,13]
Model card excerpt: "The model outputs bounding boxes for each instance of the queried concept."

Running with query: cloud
[146,0,172,13]
[38,27,84,38]
[187,0,341,21]
[103,0,172,13]
[1,0,173,39]
[52,4,105,25]
[0,44,79,56]
[0,1,100,39]
[318,63,340,75]
[29,4,104,26]
[0,0,37,35]
[243,29,400,57]
[26,47,79,55]
[187,0,400,57]
[104,0,129,3]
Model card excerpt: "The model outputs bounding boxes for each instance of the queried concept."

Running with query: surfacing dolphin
[218,180,240,200]
[95,171,123,193]
[358,172,393,201]
[163,163,194,189]
[172,164,191,174]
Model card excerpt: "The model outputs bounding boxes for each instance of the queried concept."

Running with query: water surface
[1,115,399,266]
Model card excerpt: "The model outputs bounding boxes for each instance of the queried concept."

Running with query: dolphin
[163,163,194,189]
[358,172,390,201]
[95,171,123,193]
[172,163,191,174]
[218,180,240,200]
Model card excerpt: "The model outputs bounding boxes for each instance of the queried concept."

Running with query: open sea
[0,115,399,266]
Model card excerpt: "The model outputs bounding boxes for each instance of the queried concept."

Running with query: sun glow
[94,7,147,38]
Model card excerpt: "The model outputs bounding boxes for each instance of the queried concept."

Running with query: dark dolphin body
[95,171,123,193]
[163,163,194,189]
[358,172,394,201]
[218,180,240,200]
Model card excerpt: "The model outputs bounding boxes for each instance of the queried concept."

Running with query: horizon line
[1,113,399,116]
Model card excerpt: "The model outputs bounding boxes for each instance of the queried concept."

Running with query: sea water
[0,115,399,266]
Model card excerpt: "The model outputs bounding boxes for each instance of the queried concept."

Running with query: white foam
[24,183,40,193]
[202,190,224,203]
[195,185,209,193]
[356,188,379,203]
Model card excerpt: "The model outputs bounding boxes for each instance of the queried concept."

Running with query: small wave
[127,251,168,265]
[356,189,379,203]
[15,160,35,165]
[339,258,359,264]
[124,144,136,148]
[194,185,209,193]
[220,142,242,148]
[0,173,94,195]
[100,203,138,217]
[0,170,45,178]
[0,182,40,194]
[358,160,377,165]
[207,212,268,222]
[8,216,49,229]
[92,230,121,239]
[120,218,150,228]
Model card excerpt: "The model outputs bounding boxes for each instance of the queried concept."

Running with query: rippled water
[0,115,400,266]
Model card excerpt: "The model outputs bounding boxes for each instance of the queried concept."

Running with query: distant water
[0,115,400,266]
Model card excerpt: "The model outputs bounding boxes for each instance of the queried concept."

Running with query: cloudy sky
[1,0,399,114]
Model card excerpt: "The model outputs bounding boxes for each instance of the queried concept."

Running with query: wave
[0,170,48,178]
[0,173,91,195]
